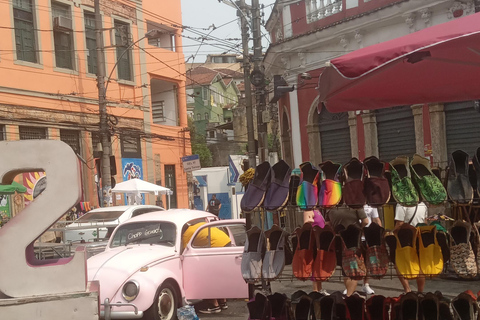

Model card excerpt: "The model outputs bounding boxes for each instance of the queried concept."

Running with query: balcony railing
[306,0,343,23]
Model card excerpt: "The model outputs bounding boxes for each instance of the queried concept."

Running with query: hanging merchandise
[318,161,342,208]
[410,154,447,205]
[363,156,391,208]
[394,223,420,279]
[342,158,366,209]
[312,225,336,281]
[363,222,389,278]
[292,223,315,280]
[344,293,366,320]
[264,160,292,211]
[241,161,271,213]
[449,220,477,279]
[296,162,320,210]
[417,225,444,276]
[389,155,419,207]
[365,295,389,320]
[447,150,474,205]
[262,225,292,280]
[291,290,313,320]
[339,224,366,280]
[241,226,266,282]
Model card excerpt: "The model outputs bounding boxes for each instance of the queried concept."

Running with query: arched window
[205,112,209,120]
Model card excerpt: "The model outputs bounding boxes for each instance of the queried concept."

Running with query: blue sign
[182,154,201,172]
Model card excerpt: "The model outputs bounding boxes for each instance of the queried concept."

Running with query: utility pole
[95,0,112,206]
[238,0,257,169]
[251,0,268,162]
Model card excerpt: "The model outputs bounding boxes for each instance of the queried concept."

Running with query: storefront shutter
[376,106,416,162]
[318,108,351,165]
[445,101,480,156]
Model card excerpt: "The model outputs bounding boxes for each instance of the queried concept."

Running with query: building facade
[0,0,190,210]
[264,0,480,171]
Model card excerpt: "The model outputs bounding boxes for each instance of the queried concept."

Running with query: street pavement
[195,265,480,319]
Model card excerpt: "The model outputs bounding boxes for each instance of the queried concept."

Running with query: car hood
[88,245,177,283]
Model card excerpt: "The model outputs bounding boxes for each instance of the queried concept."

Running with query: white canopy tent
[111,178,173,207]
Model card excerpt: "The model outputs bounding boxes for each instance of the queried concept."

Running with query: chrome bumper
[102,298,143,320]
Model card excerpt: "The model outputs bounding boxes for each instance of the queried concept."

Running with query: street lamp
[95,0,162,206]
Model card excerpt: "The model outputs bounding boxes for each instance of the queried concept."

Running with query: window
[202,87,208,99]
[60,129,80,154]
[84,12,96,74]
[208,131,215,138]
[13,0,37,63]
[0,126,4,141]
[121,135,141,158]
[196,113,201,121]
[152,100,165,123]
[52,2,74,69]
[115,20,132,81]
[19,126,46,140]
[204,112,209,120]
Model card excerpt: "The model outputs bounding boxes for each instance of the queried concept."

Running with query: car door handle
[235,255,242,260]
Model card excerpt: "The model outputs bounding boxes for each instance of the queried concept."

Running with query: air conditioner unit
[53,16,73,31]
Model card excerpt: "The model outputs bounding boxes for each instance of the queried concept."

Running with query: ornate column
[348,111,358,159]
[361,110,378,158]
[411,104,424,156]
[429,103,447,168]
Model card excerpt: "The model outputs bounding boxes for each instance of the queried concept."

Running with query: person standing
[207,194,222,217]
[394,202,428,293]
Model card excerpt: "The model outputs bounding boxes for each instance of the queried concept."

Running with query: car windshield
[110,222,176,248]
[76,210,124,222]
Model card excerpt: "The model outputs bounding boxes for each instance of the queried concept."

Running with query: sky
[180,0,276,63]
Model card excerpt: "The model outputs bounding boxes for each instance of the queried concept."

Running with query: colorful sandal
[390,155,419,207]
[410,154,447,205]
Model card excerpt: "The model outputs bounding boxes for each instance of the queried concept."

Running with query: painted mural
[121,158,144,205]
[23,172,46,206]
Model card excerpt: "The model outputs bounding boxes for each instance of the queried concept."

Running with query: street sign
[181,154,201,172]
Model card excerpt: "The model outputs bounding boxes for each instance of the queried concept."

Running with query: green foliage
[188,117,212,167]
[268,133,282,159]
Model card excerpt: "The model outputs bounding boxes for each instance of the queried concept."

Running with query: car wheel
[145,282,178,320]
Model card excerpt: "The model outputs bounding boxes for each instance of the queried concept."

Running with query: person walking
[206,194,222,217]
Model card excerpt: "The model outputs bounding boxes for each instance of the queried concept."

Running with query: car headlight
[122,280,140,302]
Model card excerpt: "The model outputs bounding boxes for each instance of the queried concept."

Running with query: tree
[188,117,212,167]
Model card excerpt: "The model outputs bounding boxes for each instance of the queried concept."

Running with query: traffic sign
[181,154,201,172]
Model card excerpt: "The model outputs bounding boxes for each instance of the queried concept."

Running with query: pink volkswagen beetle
[87,209,248,320]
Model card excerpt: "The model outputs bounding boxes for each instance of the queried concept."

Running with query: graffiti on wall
[121,158,144,205]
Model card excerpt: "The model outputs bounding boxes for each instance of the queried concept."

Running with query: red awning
[318,12,480,113]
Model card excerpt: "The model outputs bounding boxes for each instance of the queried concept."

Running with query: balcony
[306,0,343,23]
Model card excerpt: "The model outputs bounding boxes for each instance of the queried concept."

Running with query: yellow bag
[395,224,420,279]
[417,225,444,276]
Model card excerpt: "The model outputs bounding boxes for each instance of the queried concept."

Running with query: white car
[64,205,164,243]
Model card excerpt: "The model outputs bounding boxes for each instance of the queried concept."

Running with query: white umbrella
[112,178,173,207]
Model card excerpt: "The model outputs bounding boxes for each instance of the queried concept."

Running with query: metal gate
[445,101,480,156]
[376,106,416,162]
[318,108,351,165]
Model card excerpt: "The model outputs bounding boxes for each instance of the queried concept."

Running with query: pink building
[0,0,190,209]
